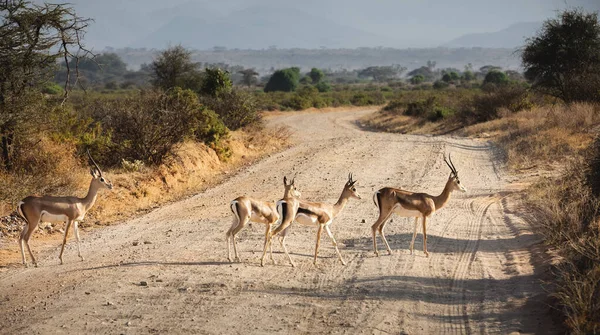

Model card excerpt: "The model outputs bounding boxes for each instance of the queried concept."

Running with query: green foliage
[408,66,435,82]
[428,106,454,122]
[522,9,600,102]
[462,71,476,82]
[238,68,259,87]
[442,71,460,83]
[433,80,450,89]
[358,65,406,82]
[41,82,64,95]
[459,84,531,123]
[309,68,325,83]
[264,67,301,92]
[201,89,261,130]
[82,88,228,165]
[0,0,90,170]
[200,68,232,97]
[315,81,332,93]
[483,70,509,86]
[150,45,202,91]
[410,75,425,85]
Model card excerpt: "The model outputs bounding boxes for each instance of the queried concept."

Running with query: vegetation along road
[0,109,557,334]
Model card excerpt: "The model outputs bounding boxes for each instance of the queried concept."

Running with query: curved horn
[87,149,102,176]
[443,154,456,175]
[448,153,458,175]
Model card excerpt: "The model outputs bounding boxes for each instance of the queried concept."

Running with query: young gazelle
[228,176,301,265]
[371,154,466,257]
[264,173,361,267]
[17,150,113,267]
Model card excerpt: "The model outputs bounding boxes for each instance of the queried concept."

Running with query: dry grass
[461,103,600,169]
[0,125,290,243]
[527,154,600,334]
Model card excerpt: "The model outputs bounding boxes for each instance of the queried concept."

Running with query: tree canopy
[264,68,301,92]
[522,9,600,102]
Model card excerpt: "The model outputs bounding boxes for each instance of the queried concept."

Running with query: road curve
[0,109,557,334]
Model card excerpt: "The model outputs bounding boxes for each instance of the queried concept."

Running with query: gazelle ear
[90,168,99,178]
[283,176,288,185]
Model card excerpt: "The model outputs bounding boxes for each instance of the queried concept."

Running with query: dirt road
[0,109,557,334]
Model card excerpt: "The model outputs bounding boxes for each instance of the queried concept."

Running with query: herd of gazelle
[15,152,466,267]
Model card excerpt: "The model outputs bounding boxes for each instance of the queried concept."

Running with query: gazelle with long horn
[371,154,466,257]
[264,173,361,267]
[16,150,113,267]
[228,176,301,265]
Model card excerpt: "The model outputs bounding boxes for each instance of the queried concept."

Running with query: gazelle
[371,154,466,257]
[228,176,301,265]
[16,150,113,267]
[264,173,361,267]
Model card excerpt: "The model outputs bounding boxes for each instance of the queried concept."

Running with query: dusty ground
[0,109,558,334]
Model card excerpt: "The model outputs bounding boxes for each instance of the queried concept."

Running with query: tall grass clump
[529,136,600,334]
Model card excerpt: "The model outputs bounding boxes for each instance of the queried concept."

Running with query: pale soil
[0,109,558,334]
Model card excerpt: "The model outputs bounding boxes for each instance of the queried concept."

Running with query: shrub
[315,81,332,92]
[200,68,232,97]
[410,75,425,85]
[458,84,531,124]
[405,97,436,117]
[202,90,261,130]
[87,88,228,165]
[428,106,454,122]
[264,67,300,92]
[483,70,509,86]
[433,80,449,89]
[41,82,64,95]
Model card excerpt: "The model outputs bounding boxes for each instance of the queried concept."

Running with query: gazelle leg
[59,220,72,265]
[230,216,248,262]
[325,225,346,265]
[278,228,295,267]
[22,219,39,267]
[261,230,272,267]
[378,221,393,256]
[371,211,393,257]
[314,224,324,265]
[410,217,419,255]
[263,223,276,265]
[19,223,29,266]
[422,216,429,257]
[226,219,237,262]
[74,221,84,261]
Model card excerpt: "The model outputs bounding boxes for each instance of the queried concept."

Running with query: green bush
[315,81,332,92]
[84,88,228,165]
[405,97,436,117]
[202,89,261,130]
[428,106,454,122]
[41,82,64,95]
[200,68,232,97]
[264,67,301,92]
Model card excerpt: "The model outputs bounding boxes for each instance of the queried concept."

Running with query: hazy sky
[64,0,600,49]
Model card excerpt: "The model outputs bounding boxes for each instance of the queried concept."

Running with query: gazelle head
[283,176,301,198]
[444,153,466,193]
[344,173,362,199]
[88,150,113,190]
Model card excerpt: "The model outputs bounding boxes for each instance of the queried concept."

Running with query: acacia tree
[522,9,600,102]
[0,0,91,170]
[150,45,202,91]
[238,68,259,87]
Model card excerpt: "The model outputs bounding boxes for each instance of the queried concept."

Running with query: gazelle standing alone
[17,151,113,267]
[264,173,361,267]
[371,154,466,257]
[228,176,301,265]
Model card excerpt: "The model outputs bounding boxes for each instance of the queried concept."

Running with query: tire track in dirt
[0,109,559,334]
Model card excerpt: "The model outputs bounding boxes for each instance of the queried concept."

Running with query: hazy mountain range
[67,0,599,51]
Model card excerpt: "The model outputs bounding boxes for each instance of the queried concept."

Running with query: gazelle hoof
[374,251,380,257]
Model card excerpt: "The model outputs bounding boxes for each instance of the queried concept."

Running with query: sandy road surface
[0,109,557,334]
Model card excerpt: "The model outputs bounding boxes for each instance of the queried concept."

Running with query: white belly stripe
[40,210,69,223]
